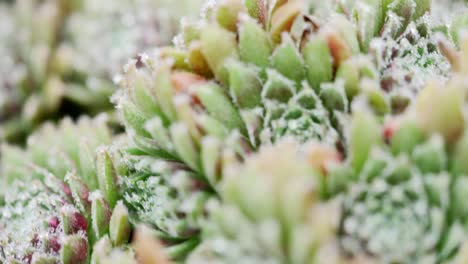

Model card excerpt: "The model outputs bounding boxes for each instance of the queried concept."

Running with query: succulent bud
[109,202,132,246]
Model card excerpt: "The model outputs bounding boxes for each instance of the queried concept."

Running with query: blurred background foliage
[0,0,205,144]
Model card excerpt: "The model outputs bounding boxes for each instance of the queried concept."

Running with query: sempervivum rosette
[338,0,453,113]
[114,0,449,174]
[114,0,360,187]
[113,0,450,260]
[187,140,361,263]
[113,0,350,258]
[0,117,132,263]
[1,1,467,263]
[0,176,89,263]
[1,115,113,185]
[0,179,133,264]
[122,157,212,260]
[341,114,455,263]
[337,38,468,263]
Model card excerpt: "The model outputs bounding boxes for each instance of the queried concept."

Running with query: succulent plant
[0,177,90,263]
[111,0,462,261]
[186,140,350,264]
[114,0,350,185]
[115,0,452,164]
[172,27,468,263]
[0,116,133,263]
[2,0,468,263]
[122,157,212,260]
[113,0,346,257]
[341,117,456,263]
[336,38,468,263]
[344,0,455,113]
[1,115,111,184]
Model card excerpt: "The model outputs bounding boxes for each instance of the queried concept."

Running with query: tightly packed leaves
[337,39,468,262]
[187,140,345,264]
[2,0,468,263]
[122,157,211,260]
[0,117,132,263]
[341,116,456,263]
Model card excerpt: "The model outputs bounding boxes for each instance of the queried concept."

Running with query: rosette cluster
[1,0,468,263]
[0,117,132,263]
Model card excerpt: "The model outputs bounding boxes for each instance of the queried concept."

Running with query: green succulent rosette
[342,0,455,113]
[114,0,451,168]
[1,115,112,184]
[0,117,132,263]
[114,0,353,190]
[335,43,468,262]
[187,140,352,264]
[1,177,90,264]
[122,157,212,260]
[341,124,455,263]
[112,0,457,260]
[114,0,345,258]
[3,0,468,263]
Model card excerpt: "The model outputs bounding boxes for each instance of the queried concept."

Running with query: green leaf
[226,61,262,109]
[153,64,177,122]
[270,34,305,81]
[452,130,468,176]
[170,123,201,172]
[239,17,273,68]
[196,82,247,135]
[201,136,222,186]
[200,24,239,84]
[262,69,295,102]
[91,194,112,239]
[66,172,91,214]
[302,36,333,91]
[109,202,132,246]
[391,121,425,155]
[96,148,119,208]
[351,111,382,172]
[79,140,98,191]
